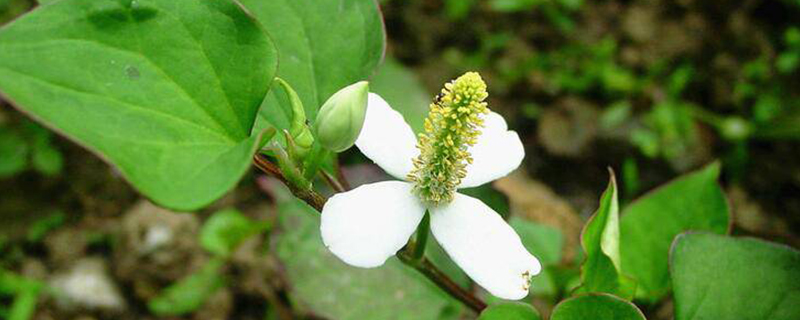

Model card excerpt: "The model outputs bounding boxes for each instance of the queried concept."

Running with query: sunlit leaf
[550,293,645,320]
[242,0,385,134]
[620,162,730,301]
[0,0,277,210]
[576,171,635,299]
[670,232,800,320]
[478,302,542,320]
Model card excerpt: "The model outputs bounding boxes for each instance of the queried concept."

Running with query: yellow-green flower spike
[407,72,490,206]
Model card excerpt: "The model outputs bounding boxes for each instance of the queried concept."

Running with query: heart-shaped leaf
[241,0,385,133]
[0,0,277,210]
[619,162,730,301]
[550,293,646,320]
[478,302,542,320]
[670,232,800,320]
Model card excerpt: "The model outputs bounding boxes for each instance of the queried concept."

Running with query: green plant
[0,1,798,319]
[0,120,63,178]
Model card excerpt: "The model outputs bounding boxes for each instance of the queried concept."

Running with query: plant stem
[254,154,325,210]
[397,251,487,313]
[252,155,487,314]
[320,170,346,193]
[271,141,312,191]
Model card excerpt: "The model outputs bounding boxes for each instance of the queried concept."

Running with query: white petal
[430,193,541,300]
[355,93,419,180]
[460,112,525,188]
[320,181,425,268]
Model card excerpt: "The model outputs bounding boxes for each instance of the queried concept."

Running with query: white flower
[320,93,541,300]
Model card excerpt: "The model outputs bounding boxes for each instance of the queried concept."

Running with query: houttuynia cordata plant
[0,0,797,319]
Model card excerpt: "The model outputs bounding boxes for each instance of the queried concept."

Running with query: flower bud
[313,81,369,152]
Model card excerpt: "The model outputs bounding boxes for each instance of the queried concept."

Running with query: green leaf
[274,193,461,320]
[490,0,542,12]
[0,269,39,296]
[19,120,63,175]
[370,57,430,134]
[646,101,698,161]
[148,258,226,316]
[600,100,632,131]
[755,107,800,139]
[26,210,65,243]
[8,287,39,320]
[670,232,800,320]
[478,302,542,320]
[443,0,478,20]
[200,208,269,257]
[242,0,385,133]
[0,128,27,177]
[0,0,278,210]
[776,52,799,74]
[31,142,62,176]
[0,270,41,320]
[550,293,646,320]
[576,171,635,299]
[619,162,730,301]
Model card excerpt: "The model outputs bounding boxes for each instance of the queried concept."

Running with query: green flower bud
[313,81,369,152]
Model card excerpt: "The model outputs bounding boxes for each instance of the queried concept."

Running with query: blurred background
[1,0,798,319]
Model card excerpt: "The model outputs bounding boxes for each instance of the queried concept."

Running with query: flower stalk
[274,133,312,190]
[255,154,325,210]
[396,252,488,312]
